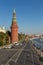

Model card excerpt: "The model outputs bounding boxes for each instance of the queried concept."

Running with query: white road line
[29,43,35,65]
[24,52,26,65]
[15,42,28,62]
[5,49,20,65]
[5,42,28,65]
[31,52,35,65]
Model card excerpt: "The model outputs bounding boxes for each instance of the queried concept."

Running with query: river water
[32,38,43,50]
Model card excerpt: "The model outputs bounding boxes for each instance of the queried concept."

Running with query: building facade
[0,26,6,33]
[11,9,18,43]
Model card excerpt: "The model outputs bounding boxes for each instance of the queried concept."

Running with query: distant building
[11,9,18,43]
[0,26,6,33]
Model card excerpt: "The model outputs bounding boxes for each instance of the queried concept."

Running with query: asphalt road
[0,49,18,65]
[0,40,42,65]
[15,41,40,65]
[0,41,26,65]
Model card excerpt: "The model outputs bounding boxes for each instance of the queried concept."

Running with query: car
[15,43,20,46]
[6,44,13,48]
[19,43,22,46]
[39,56,43,61]
[3,46,8,49]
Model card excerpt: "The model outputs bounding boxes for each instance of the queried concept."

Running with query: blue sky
[0,0,43,34]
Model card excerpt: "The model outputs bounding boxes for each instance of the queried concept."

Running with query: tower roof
[14,8,16,13]
[12,9,16,22]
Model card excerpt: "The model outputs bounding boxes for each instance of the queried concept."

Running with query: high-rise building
[11,9,18,43]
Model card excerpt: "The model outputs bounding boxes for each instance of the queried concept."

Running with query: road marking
[29,42,35,65]
[31,52,35,65]
[5,49,20,65]
[15,42,28,62]
[24,52,26,65]
[5,42,28,65]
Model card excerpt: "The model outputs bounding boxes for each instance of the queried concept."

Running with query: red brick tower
[11,9,18,43]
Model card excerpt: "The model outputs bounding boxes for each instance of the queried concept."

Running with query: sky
[0,0,43,34]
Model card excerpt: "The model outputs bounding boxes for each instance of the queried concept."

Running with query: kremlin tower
[11,9,18,43]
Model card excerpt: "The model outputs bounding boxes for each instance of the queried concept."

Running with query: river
[32,38,43,51]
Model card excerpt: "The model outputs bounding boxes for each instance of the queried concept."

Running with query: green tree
[0,32,5,46]
[5,31,11,44]
[0,30,11,46]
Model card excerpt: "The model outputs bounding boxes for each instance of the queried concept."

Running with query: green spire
[12,9,16,22]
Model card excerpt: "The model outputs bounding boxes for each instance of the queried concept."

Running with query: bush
[0,41,3,46]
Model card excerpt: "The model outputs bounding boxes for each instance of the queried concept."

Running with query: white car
[4,44,12,49]
[19,43,22,46]
[7,44,13,48]
[15,43,20,46]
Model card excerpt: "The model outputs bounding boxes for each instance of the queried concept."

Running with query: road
[0,40,42,65]
[0,41,26,65]
[15,41,40,65]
